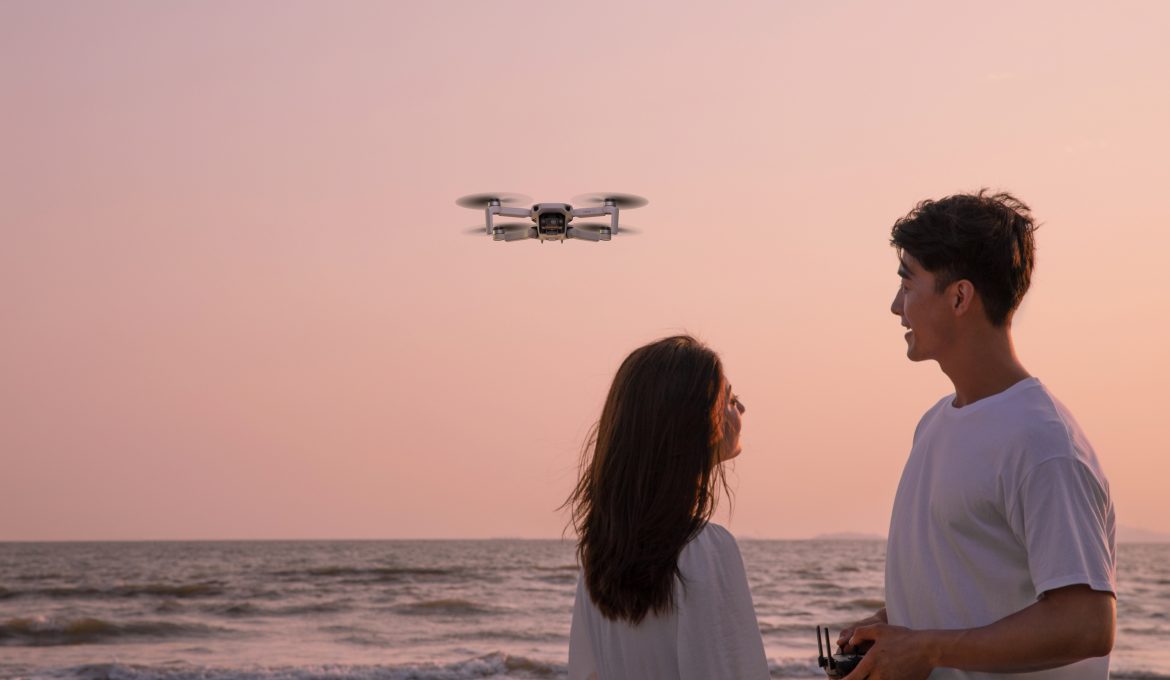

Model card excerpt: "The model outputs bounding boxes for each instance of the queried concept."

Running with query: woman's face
[717,378,745,462]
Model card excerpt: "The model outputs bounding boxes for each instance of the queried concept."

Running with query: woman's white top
[568,523,770,680]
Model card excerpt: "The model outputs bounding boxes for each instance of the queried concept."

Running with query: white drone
[457,192,647,243]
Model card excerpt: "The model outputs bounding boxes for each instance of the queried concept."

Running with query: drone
[457,192,647,243]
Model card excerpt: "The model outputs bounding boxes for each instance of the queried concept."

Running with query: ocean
[1,539,1166,679]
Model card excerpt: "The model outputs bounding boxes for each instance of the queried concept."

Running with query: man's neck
[938,326,1031,408]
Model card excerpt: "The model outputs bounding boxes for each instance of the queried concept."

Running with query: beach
[2,539,1166,679]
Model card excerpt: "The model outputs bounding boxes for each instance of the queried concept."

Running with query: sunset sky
[2,1,1167,540]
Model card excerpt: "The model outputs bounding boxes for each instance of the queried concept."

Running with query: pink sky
[2,1,1168,540]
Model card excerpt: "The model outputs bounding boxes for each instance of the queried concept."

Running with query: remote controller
[816,626,866,679]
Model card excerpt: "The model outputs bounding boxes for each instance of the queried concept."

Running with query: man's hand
[837,607,887,651]
[839,586,1114,677]
[843,624,938,680]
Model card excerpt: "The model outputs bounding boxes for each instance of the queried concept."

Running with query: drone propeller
[571,193,648,209]
[573,222,641,236]
[455,192,532,209]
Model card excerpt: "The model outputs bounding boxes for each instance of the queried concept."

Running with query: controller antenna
[823,627,836,670]
[817,626,826,668]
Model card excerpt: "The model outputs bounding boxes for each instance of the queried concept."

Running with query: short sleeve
[568,573,598,680]
[675,526,770,680]
[1008,457,1117,598]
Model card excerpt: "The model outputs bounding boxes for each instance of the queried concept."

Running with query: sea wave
[530,572,577,586]
[450,627,565,644]
[834,597,886,611]
[13,572,64,581]
[0,616,230,646]
[8,583,223,600]
[8,655,1169,680]
[268,566,463,583]
[23,652,563,679]
[767,656,829,677]
[803,581,842,592]
[212,600,353,618]
[759,621,834,636]
[394,598,497,616]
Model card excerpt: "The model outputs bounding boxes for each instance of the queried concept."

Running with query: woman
[566,335,769,679]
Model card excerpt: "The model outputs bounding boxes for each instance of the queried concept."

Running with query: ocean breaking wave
[268,567,465,583]
[4,583,223,600]
[5,655,1169,680]
[394,598,498,616]
[0,617,230,646]
[8,653,562,680]
[0,653,890,680]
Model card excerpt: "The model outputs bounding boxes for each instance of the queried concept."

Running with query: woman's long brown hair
[565,335,731,624]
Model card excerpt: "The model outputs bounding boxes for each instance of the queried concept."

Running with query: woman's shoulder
[679,523,743,569]
[694,522,736,546]
[677,523,751,600]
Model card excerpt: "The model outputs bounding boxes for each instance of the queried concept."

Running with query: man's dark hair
[891,189,1037,326]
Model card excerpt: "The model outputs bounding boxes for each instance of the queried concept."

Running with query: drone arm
[571,206,609,218]
[485,205,531,234]
[570,205,619,234]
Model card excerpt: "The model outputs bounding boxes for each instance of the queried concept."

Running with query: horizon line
[3,534,1168,544]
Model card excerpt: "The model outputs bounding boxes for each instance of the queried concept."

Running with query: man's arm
[844,584,1115,680]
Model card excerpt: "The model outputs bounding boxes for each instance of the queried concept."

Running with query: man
[840,191,1117,680]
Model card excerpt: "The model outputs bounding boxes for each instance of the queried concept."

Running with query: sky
[2,1,1168,540]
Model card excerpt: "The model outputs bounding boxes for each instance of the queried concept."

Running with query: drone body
[457,193,647,243]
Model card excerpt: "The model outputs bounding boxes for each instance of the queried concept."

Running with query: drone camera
[534,203,570,239]
[539,213,566,232]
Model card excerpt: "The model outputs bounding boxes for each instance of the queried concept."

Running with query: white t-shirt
[886,377,1116,680]
[568,523,770,680]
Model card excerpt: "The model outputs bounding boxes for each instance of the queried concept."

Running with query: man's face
[890,253,956,362]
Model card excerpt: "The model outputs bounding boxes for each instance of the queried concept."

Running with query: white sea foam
[22,653,562,680]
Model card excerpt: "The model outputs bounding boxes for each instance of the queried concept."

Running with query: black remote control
[816,626,866,679]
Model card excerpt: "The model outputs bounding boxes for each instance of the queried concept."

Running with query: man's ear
[952,280,975,316]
